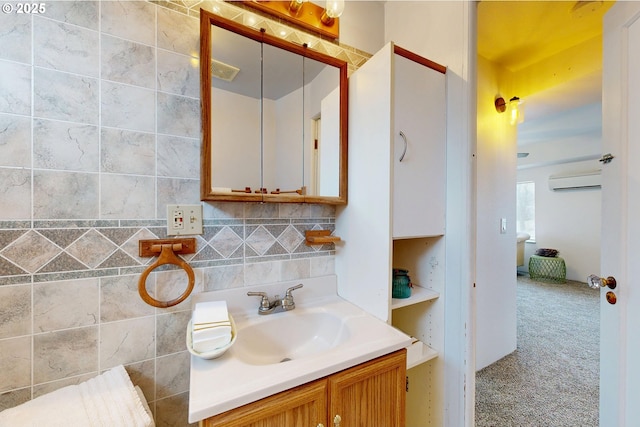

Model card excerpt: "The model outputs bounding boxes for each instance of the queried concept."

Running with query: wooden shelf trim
[391,284,440,309]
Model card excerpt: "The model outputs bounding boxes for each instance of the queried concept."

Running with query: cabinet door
[201,379,327,427]
[392,53,446,239]
[328,350,406,427]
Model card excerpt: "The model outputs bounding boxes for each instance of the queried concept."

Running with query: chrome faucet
[247,284,303,315]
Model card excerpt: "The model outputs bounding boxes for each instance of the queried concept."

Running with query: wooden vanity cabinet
[200,350,406,427]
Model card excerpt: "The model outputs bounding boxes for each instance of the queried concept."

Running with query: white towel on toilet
[0,365,154,427]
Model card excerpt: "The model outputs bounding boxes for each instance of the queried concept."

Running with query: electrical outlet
[167,204,203,235]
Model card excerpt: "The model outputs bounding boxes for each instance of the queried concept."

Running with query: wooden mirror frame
[200,9,348,204]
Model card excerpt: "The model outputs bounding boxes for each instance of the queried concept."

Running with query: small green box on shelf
[392,268,412,298]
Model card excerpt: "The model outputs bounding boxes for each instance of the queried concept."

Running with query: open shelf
[392,284,439,310]
[406,339,438,369]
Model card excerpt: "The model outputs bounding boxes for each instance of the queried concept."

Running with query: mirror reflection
[200,9,348,203]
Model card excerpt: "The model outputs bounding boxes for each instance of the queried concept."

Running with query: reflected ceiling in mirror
[200,8,348,204]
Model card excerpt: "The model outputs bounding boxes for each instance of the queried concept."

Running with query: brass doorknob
[587,274,617,290]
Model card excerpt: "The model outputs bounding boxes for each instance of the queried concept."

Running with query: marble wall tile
[33,278,99,332]
[0,114,30,168]
[155,392,193,427]
[156,178,200,217]
[101,1,156,46]
[1,230,60,274]
[157,50,199,98]
[245,203,280,219]
[34,68,98,124]
[157,92,200,138]
[45,1,99,30]
[0,336,31,392]
[279,204,311,219]
[124,359,156,405]
[157,7,198,56]
[202,202,245,219]
[100,316,155,369]
[33,326,98,383]
[309,204,336,218]
[33,118,99,172]
[203,264,244,291]
[101,174,156,219]
[208,227,244,258]
[156,310,190,356]
[101,275,155,322]
[101,128,155,175]
[244,261,281,286]
[34,17,99,77]
[102,34,156,89]
[0,387,30,412]
[0,285,30,339]
[0,11,31,63]
[33,373,95,399]
[157,135,199,178]
[155,268,203,313]
[155,351,189,399]
[281,258,310,281]
[310,256,335,277]
[33,170,99,219]
[65,229,117,268]
[0,61,31,115]
[101,81,156,132]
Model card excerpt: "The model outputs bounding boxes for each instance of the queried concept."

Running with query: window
[516,181,535,241]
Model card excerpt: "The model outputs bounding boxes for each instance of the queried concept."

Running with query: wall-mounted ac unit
[548,169,602,191]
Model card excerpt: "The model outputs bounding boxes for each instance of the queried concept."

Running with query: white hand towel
[191,301,232,352]
[0,365,154,427]
[192,300,229,325]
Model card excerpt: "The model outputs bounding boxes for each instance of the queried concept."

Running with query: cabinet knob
[317,424,325,427]
[333,414,342,427]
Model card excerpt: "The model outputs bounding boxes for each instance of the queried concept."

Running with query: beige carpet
[475,275,599,426]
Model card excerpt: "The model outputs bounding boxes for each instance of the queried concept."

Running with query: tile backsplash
[0,1,364,425]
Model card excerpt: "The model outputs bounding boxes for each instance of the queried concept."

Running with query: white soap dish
[186,314,237,360]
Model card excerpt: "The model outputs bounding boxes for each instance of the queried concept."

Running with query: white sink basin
[189,276,412,423]
[233,311,351,365]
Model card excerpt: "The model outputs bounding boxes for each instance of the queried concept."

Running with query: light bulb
[325,0,345,18]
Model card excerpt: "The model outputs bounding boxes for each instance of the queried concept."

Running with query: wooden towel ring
[138,243,195,308]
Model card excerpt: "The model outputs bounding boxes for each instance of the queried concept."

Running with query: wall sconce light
[494,96,507,113]
[494,95,524,125]
[509,96,524,125]
[321,0,345,25]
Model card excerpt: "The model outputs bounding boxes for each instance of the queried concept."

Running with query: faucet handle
[282,284,303,310]
[285,283,303,297]
[247,291,270,310]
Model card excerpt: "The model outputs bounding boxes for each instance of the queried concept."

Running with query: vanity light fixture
[241,0,341,39]
[320,0,345,25]
[288,0,305,14]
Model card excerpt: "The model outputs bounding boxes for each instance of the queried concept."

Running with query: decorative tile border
[0,218,335,286]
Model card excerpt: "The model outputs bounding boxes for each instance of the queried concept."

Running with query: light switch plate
[500,218,507,234]
[167,204,203,235]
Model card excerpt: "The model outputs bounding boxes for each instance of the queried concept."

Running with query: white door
[601,2,640,424]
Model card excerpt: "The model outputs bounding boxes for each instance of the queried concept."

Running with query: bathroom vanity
[188,276,412,425]
[200,350,406,427]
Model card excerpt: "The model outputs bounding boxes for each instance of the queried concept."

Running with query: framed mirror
[200,9,348,204]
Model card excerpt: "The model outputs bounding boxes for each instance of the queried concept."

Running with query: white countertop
[188,276,412,423]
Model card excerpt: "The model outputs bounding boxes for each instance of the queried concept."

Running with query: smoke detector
[211,59,240,82]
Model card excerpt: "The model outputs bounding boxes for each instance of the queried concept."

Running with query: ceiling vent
[211,59,240,82]
[548,169,601,191]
